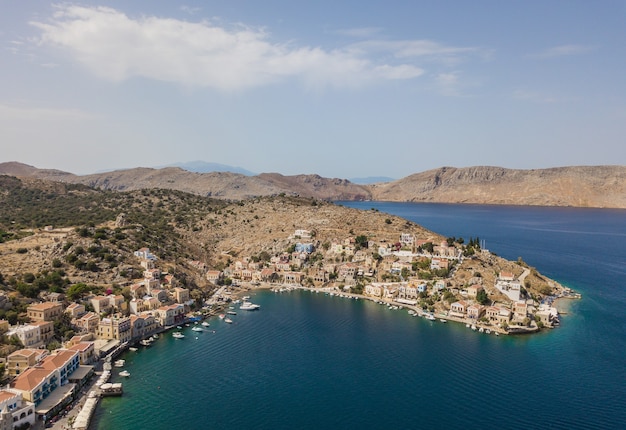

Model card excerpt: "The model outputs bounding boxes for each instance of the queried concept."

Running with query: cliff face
[1,162,625,208]
[368,166,626,208]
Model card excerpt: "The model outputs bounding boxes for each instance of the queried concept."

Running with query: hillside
[369,166,626,208]
[1,162,624,208]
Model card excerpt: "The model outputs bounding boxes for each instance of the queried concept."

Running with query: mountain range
[1,161,624,209]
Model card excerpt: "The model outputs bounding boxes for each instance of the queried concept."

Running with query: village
[0,226,570,429]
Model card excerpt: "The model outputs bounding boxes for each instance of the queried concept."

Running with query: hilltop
[1,162,624,208]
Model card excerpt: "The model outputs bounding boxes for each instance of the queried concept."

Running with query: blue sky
[2,1,625,178]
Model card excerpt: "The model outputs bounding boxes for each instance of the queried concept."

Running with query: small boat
[224,317,233,324]
[119,370,130,377]
[479,327,485,333]
[227,311,237,315]
[114,359,125,367]
[201,321,210,327]
[139,339,152,346]
[172,332,185,339]
[177,326,183,329]
[440,319,447,323]
[219,314,225,320]
[191,326,203,332]
[129,347,138,352]
[426,314,436,321]
[471,325,477,331]
[239,301,260,311]
[485,329,491,334]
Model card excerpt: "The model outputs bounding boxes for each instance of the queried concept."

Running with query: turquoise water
[94,203,626,429]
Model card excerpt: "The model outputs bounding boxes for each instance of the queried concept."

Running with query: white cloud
[435,72,461,96]
[180,6,201,15]
[532,44,595,59]
[348,39,479,63]
[29,5,450,91]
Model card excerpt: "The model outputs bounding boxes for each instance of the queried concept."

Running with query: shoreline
[68,281,574,429]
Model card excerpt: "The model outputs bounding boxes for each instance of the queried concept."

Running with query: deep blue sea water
[93,203,626,429]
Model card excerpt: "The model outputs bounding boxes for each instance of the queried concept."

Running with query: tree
[355,235,368,248]
[66,283,91,301]
[476,288,490,305]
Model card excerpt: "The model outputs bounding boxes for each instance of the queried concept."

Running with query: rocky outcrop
[369,166,626,208]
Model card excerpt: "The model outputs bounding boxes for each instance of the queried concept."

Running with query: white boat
[224,317,233,324]
[172,332,185,339]
[440,318,447,323]
[218,314,225,319]
[239,301,260,311]
[479,327,485,333]
[139,339,152,346]
[426,314,436,321]
[227,311,237,315]
[114,359,125,367]
[201,321,210,327]
[191,326,203,332]
[119,370,130,377]
[129,347,138,352]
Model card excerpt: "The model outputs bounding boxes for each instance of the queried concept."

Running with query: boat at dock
[129,347,138,352]
[119,370,130,377]
[114,359,125,367]
[100,382,123,396]
[139,339,152,346]
[240,301,260,311]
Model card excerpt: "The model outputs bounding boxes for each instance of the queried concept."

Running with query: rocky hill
[369,165,626,208]
[1,162,624,208]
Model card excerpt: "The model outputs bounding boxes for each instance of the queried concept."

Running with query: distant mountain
[1,162,625,208]
[349,176,395,185]
[161,161,256,176]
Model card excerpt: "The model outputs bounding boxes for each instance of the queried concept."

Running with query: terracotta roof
[27,302,62,311]
[11,367,51,392]
[67,342,93,353]
[0,391,19,403]
[41,350,77,371]
[8,349,42,359]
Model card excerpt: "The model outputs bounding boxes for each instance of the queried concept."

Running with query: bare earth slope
[1,162,624,208]
[0,163,370,201]
[369,166,626,208]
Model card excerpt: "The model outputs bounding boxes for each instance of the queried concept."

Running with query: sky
[1,1,625,178]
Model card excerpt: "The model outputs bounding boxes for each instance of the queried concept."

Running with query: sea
[93,202,626,430]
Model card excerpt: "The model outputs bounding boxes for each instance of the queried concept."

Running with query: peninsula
[0,174,577,427]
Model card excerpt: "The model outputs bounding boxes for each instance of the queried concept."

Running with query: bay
[94,202,626,429]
